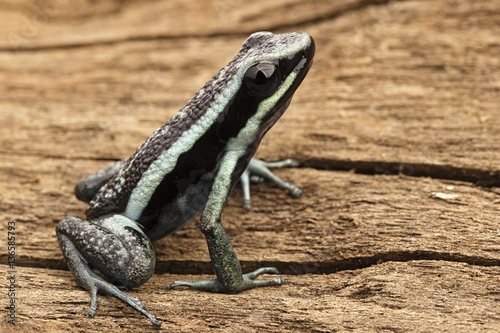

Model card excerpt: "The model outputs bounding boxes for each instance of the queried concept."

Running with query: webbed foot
[86,273,160,326]
[167,267,284,293]
[241,158,302,209]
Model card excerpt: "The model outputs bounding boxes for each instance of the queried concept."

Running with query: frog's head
[210,32,315,145]
[238,32,315,134]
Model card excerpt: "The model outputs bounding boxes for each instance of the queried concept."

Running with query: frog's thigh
[57,214,155,288]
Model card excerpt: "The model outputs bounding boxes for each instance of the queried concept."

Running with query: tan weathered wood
[1,0,384,49]
[1,0,499,331]
[1,262,499,332]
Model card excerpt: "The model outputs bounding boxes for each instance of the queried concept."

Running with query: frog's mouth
[260,98,292,136]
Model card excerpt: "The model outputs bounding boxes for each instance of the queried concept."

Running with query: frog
[56,31,315,326]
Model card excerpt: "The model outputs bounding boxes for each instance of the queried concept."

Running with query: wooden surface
[1,0,499,331]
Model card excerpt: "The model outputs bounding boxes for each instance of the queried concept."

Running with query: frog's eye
[243,63,281,98]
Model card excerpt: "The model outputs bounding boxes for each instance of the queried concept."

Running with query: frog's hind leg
[240,158,302,209]
[56,214,160,326]
[75,160,125,203]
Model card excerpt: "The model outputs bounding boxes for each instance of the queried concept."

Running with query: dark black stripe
[86,57,245,219]
[139,89,262,225]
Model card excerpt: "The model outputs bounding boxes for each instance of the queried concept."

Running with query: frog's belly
[142,171,215,241]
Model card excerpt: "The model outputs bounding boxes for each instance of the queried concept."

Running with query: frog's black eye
[243,63,281,98]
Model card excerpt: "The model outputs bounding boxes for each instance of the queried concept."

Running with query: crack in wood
[2,151,499,187]
[304,158,500,187]
[0,0,399,52]
[5,250,499,276]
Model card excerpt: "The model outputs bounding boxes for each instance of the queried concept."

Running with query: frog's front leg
[240,158,302,209]
[168,153,284,293]
[56,214,160,326]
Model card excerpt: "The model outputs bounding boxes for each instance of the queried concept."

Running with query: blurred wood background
[1,0,499,331]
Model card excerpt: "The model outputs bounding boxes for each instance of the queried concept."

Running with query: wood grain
[1,0,499,331]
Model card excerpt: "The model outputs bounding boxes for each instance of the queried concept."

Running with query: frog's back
[85,42,251,231]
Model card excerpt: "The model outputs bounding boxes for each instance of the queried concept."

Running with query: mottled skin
[56,31,315,326]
